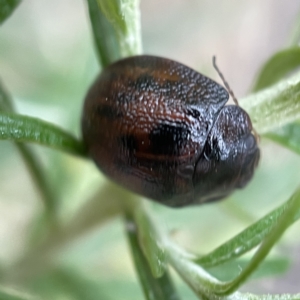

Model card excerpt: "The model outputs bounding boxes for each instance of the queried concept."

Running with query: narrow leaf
[166,241,230,299]
[131,202,167,278]
[195,188,300,268]
[96,0,142,57]
[86,0,120,67]
[125,214,180,300]
[264,122,300,156]
[213,187,300,295]
[252,47,300,92]
[240,71,300,134]
[206,256,290,282]
[0,286,37,300]
[0,112,86,156]
[167,188,300,298]
[0,0,21,24]
[167,241,300,300]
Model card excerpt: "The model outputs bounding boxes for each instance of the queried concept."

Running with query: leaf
[264,121,300,156]
[166,241,300,300]
[166,187,300,298]
[0,286,37,300]
[205,256,290,282]
[240,70,300,134]
[86,0,120,67]
[125,214,181,300]
[131,202,167,278]
[213,186,300,296]
[252,47,300,92]
[96,0,142,57]
[195,188,300,268]
[241,46,300,157]
[0,111,86,156]
[0,0,21,24]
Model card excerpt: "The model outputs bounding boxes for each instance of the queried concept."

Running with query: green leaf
[240,70,300,134]
[131,202,167,278]
[0,111,86,156]
[0,286,37,300]
[125,214,181,300]
[195,188,300,268]
[264,122,300,155]
[0,0,21,24]
[96,0,142,57]
[86,0,120,67]
[213,186,300,296]
[243,48,300,145]
[206,256,290,282]
[166,187,300,298]
[166,241,300,300]
[252,47,300,92]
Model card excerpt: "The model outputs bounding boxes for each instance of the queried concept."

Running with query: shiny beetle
[82,55,260,207]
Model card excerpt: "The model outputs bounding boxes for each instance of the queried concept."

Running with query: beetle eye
[244,134,256,150]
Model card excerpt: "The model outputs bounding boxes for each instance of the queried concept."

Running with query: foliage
[0,1,300,299]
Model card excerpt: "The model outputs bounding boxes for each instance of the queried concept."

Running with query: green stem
[86,0,120,67]
[125,213,181,300]
[96,0,142,58]
[121,187,300,299]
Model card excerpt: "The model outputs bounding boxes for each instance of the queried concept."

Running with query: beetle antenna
[212,56,239,106]
[213,56,260,141]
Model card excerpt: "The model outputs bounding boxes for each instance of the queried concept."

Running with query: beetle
[81,55,260,207]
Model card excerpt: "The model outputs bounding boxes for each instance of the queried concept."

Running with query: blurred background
[0,0,300,298]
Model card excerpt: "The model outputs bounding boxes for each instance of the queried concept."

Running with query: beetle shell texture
[82,55,260,207]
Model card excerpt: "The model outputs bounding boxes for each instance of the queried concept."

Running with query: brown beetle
[82,55,259,207]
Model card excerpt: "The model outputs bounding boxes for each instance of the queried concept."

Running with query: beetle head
[194,105,260,203]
